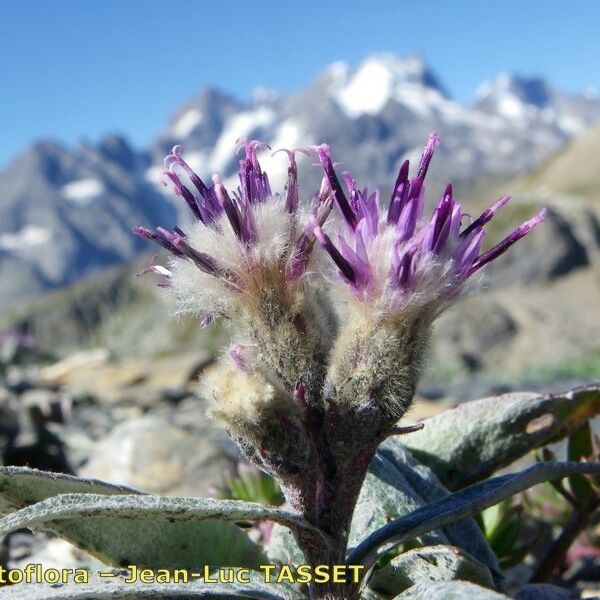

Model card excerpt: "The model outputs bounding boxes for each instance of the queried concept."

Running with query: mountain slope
[507,119,600,201]
[0,135,176,310]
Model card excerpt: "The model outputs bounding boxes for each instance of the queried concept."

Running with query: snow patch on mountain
[335,58,395,116]
[62,178,105,205]
[210,107,275,172]
[262,118,308,191]
[0,225,53,251]
[333,54,449,118]
[172,109,203,137]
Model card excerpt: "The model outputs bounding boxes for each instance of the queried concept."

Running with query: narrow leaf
[0,468,266,569]
[368,544,494,596]
[0,466,140,516]
[393,580,510,599]
[402,385,600,490]
[0,576,301,599]
[369,439,501,583]
[347,461,600,571]
[0,493,320,539]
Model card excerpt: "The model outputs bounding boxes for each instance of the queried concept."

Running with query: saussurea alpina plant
[133,134,548,589]
[0,134,598,600]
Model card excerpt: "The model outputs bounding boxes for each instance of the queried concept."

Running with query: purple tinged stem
[468,208,547,275]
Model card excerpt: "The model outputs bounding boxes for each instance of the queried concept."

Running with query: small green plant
[224,462,284,506]
[0,135,598,600]
[477,499,537,570]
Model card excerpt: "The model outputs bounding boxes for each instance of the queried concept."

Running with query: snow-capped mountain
[475,73,600,134]
[1,53,599,312]
[0,135,175,310]
[151,54,600,201]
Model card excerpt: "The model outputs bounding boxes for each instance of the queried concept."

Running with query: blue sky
[1,0,599,166]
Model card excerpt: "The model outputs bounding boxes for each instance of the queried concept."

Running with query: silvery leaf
[402,385,600,490]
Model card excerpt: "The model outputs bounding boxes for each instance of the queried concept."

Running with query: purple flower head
[313,133,546,311]
[134,133,545,325]
[134,140,336,322]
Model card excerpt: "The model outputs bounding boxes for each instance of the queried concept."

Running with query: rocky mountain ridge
[1,53,599,312]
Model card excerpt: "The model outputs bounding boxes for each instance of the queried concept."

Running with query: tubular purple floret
[272,148,309,214]
[161,171,204,222]
[311,217,357,285]
[424,188,455,254]
[155,226,181,244]
[236,140,272,203]
[390,159,410,202]
[387,160,411,224]
[285,197,334,281]
[212,174,244,241]
[454,228,486,276]
[173,237,222,276]
[395,246,417,290]
[132,226,153,239]
[396,194,421,242]
[132,226,185,257]
[164,146,219,218]
[239,154,271,205]
[236,138,271,168]
[460,194,511,238]
[312,144,357,230]
[417,132,440,180]
[468,208,547,275]
[336,233,372,290]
